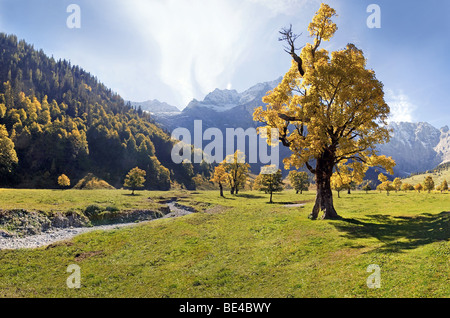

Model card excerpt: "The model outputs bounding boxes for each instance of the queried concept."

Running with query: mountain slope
[128,99,181,114]
[435,125,450,164]
[401,162,450,186]
[377,122,450,176]
[0,33,197,189]
[154,77,282,132]
[152,77,286,175]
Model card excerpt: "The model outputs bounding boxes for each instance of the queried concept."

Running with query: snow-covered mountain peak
[204,88,240,105]
[184,77,282,113]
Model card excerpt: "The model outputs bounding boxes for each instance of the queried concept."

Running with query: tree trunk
[219,183,224,197]
[269,191,273,203]
[230,187,235,195]
[309,152,340,220]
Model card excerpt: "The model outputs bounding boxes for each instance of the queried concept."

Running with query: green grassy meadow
[0,188,448,298]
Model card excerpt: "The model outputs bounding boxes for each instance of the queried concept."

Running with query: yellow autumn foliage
[253,3,395,219]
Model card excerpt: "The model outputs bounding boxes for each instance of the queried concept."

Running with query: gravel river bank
[0,202,193,250]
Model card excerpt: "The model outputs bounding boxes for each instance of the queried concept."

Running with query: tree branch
[279,25,305,76]
[305,161,316,174]
[277,113,301,122]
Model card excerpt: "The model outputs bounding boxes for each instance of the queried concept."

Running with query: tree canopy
[210,164,229,197]
[288,170,310,194]
[222,151,250,195]
[57,174,70,189]
[253,4,395,219]
[258,165,284,203]
[123,167,146,195]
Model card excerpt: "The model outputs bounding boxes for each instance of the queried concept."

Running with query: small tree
[288,170,310,194]
[378,180,394,196]
[124,167,146,195]
[440,180,448,193]
[222,150,250,195]
[401,183,413,192]
[210,165,229,197]
[423,176,435,193]
[393,178,402,193]
[362,183,372,194]
[336,160,367,194]
[252,174,264,191]
[330,172,346,198]
[414,183,423,193]
[57,174,70,189]
[259,165,284,203]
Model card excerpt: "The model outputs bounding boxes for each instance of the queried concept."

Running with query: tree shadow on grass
[219,196,236,200]
[235,193,265,199]
[333,211,450,253]
[269,201,296,205]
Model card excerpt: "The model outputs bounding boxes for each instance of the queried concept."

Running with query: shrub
[105,206,119,213]
[84,204,103,218]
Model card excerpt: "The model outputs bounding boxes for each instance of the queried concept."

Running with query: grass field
[0,188,169,214]
[0,188,448,298]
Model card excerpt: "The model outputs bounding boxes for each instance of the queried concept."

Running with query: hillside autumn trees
[253,4,395,219]
[0,33,198,189]
[0,124,18,177]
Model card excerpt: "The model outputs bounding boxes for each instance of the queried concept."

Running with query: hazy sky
[0,0,449,128]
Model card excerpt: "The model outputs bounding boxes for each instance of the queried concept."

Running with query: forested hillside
[0,33,199,189]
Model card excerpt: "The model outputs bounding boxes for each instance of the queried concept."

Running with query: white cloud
[247,0,319,16]
[118,0,259,106]
[385,89,417,123]
[116,0,318,107]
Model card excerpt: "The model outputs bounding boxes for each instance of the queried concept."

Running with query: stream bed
[0,201,192,250]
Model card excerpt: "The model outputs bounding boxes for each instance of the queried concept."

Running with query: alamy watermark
[366,264,381,289]
[66,4,81,29]
[367,4,381,29]
[66,264,81,288]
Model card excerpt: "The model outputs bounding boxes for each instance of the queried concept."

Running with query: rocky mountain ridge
[128,99,181,114]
